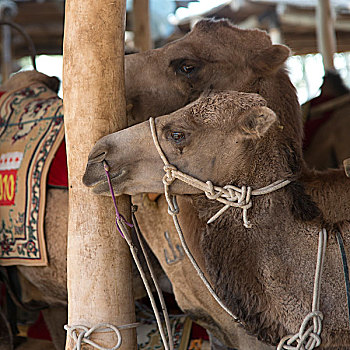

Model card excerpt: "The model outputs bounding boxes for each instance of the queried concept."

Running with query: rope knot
[223,185,252,208]
[64,323,124,350]
[205,181,223,200]
[206,184,253,226]
[277,311,323,350]
[163,165,177,185]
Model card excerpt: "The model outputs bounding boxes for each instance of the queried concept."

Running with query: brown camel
[303,70,350,170]
[83,90,350,349]
[2,19,350,349]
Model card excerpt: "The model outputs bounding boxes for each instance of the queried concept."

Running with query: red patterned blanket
[0,84,64,266]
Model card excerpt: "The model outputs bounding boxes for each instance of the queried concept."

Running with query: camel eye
[170,131,185,143]
[180,64,195,74]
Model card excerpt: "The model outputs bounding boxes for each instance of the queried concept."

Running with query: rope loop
[277,311,323,350]
[167,195,179,216]
[64,323,135,350]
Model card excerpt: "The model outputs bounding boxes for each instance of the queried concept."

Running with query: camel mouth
[90,169,127,195]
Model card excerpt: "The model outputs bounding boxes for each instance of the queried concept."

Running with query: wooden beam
[63,0,136,349]
[133,0,152,51]
[316,0,336,69]
[281,12,350,31]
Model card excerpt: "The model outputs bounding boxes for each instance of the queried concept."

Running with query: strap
[336,224,350,329]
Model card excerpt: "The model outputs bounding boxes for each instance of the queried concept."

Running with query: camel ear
[251,45,290,74]
[238,106,277,138]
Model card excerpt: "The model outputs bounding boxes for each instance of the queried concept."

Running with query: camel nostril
[88,151,107,164]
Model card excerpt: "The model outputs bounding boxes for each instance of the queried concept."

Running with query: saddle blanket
[0,83,64,266]
[136,302,192,350]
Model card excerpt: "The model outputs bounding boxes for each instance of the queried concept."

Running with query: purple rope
[103,161,133,238]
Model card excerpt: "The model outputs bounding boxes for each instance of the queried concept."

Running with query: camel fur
[84,91,350,348]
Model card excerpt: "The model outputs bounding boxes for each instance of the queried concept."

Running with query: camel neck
[193,187,322,345]
[301,167,350,223]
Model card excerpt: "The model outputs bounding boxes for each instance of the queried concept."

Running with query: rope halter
[149,117,291,228]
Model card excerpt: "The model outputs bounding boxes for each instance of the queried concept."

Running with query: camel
[83,90,350,349]
[2,19,350,349]
[303,70,350,170]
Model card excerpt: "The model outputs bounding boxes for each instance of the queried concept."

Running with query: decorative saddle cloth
[0,83,64,266]
[136,302,192,350]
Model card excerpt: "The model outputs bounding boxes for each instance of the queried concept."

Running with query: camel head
[125,18,291,126]
[83,91,278,196]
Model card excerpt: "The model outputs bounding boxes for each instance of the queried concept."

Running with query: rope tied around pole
[64,323,139,350]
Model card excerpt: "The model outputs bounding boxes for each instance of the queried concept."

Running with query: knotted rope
[64,323,138,350]
[277,228,327,350]
[149,117,291,228]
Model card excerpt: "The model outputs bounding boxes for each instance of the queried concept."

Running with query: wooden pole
[133,0,152,51]
[63,1,136,349]
[0,1,17,84]
[1,23,11,83]
[316,0,336,69]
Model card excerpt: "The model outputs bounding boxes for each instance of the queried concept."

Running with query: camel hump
[1,70,60,93]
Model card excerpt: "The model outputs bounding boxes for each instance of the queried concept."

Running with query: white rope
[277,228,327,350]
[131,206,175,350]
[65,215,174,350]
[64,323,138,350]
[149,117,291,228]
[168,195,244,325]
[117,219,174,350]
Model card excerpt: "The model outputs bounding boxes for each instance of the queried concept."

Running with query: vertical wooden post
[316,0,336,69]
[1,1,17,83]
[63,1,136,349]
[1,24,11,83]
[133,0,152,51]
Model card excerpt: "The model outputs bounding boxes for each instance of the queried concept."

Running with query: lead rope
[277,228,327,350]
[149,117,328,348]
[65,162,174,350]
[168,195,244,325]
[131,205,174,348]
[103,161,174,350]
